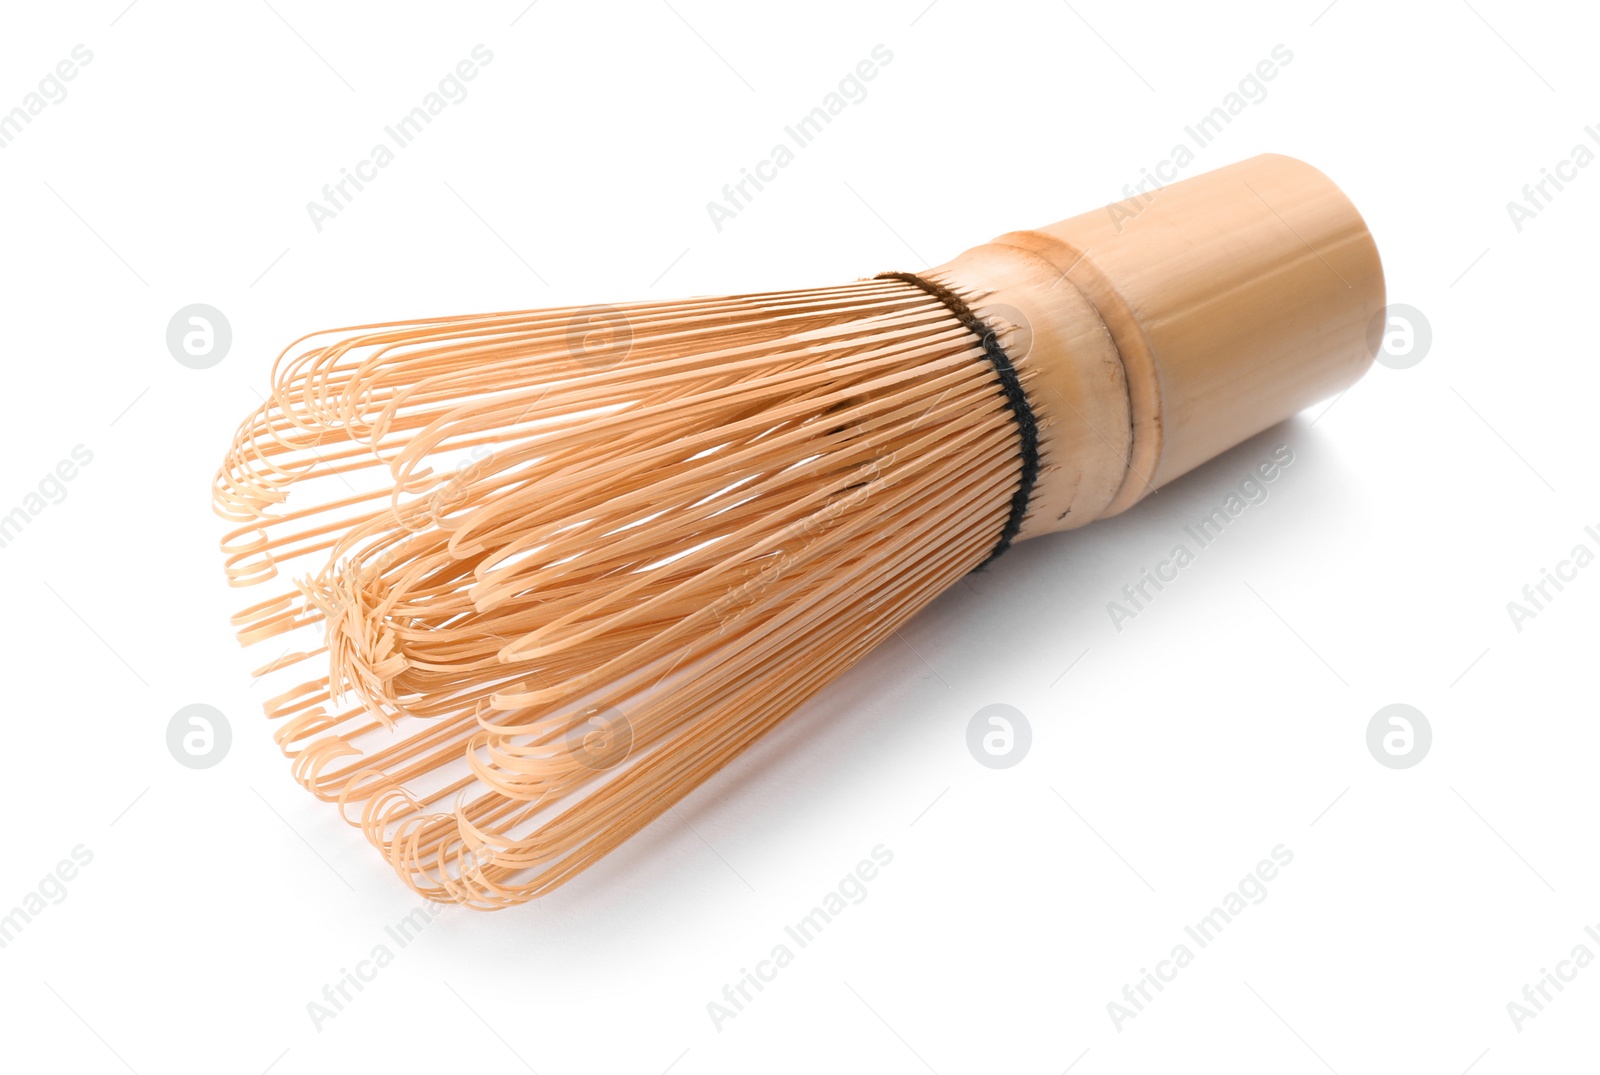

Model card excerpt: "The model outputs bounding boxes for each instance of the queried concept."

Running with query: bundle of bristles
[215,277,1037,909]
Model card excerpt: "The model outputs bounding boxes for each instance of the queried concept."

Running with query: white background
[1,0,1596,1072]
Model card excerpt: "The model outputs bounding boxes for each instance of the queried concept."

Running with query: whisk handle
[931,153,1385,537]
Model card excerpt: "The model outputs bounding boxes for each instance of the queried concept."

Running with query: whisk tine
[220,277,1018,906]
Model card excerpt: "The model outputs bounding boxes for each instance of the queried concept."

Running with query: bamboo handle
[928,153,1386,538]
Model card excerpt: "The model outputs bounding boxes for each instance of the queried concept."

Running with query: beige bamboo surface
[993,152,1385,518]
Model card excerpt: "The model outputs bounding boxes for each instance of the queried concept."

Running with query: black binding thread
[877,270,1039,568]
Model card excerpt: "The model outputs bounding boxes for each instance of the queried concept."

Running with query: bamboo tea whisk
[216,154,1384,909]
